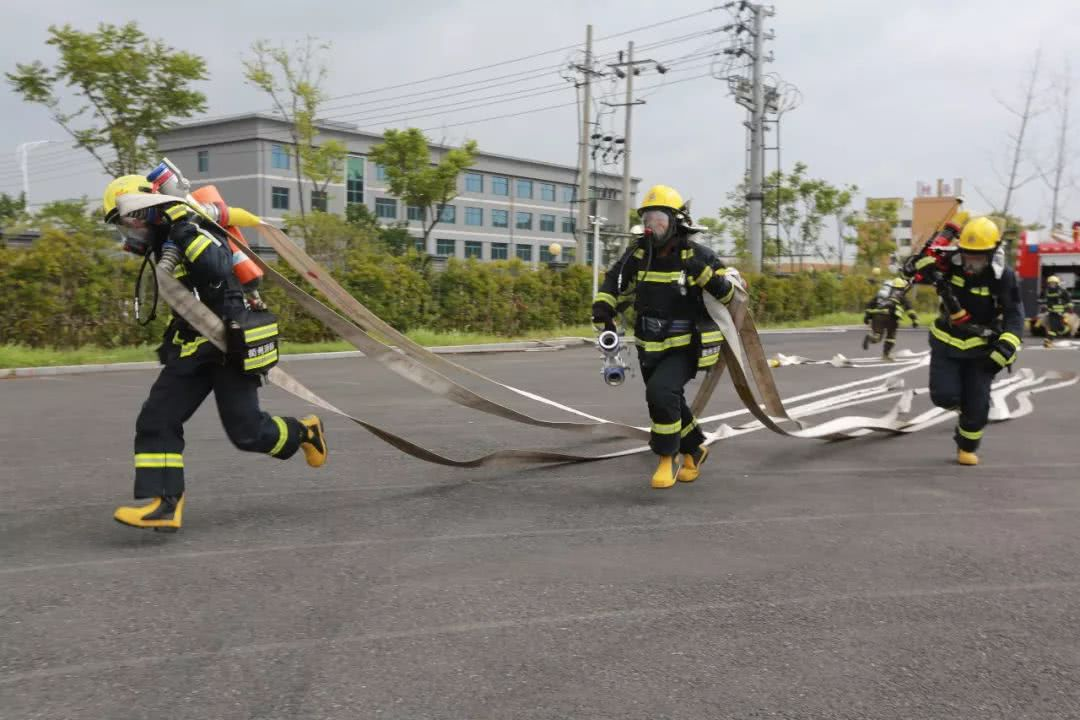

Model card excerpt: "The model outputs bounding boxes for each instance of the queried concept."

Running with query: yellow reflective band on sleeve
[184,234,213,262]
[633,248,645,259]
[174,335,210,358]
[134,452,184,469]
[957,425,984,441]
[243,323,279,343]
[244,349,279,372]
[635,334,693,353]
[651,419,682,435]
[681,249,694,260]
[172,264,188,280]
[269,416,289,456]
[718,283,736,304]
[915,255,937,270]
[698,353,721,369]
[930,324,989,350]
[594,292,617,308]
[999,332,1021,349]
[680,419,699,437]
[636,270,683,283]
[990,350,1014,367]
[969,286,990,296]
[950,274,965,287]
[165,204,188,222]
[700,330,725,344]
[693,266,714,287]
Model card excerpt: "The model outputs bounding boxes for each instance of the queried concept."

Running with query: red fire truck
[1015,222,1080,329]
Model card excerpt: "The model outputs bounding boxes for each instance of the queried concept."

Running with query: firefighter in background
[591,185,738,488]
[103,171,328,532]
[905,216,1023,466]
[862,277,919,360]
[1041,275,1072,347]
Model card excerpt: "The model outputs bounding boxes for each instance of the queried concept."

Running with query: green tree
[0,193,26,227]
[243,37,347,222]
[854,198,900,269]
[7,22,207,176]
[368,128,478,249]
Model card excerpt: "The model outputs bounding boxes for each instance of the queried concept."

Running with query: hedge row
[0,228,936,348]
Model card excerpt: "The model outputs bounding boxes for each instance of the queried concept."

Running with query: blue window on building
[464,172,483,193]
[271,144,291,170]
[407,205,425,221]
[465,207,483,226]
[311,190,328,212]
[515,244,533,262]
[464,241,483,259]
[562,185,576,203]
[540,245,555,263]
[375,163,390,181]
[516,212,532,230]
[414,236,426,253]
[271,186,289,210]
[540,183,555,202]
[492,176,509,196]
[375,197,397,219]
[561,216,575,234]
[346,156,364,205]
[491,242,508,260]
[540,214,556,232]
[492,209,509,228]
[436,238,456,257]
[438,204,456,223]
[197,150,208,173]
[516,179,533,199]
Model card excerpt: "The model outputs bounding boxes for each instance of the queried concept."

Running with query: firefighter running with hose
[903,216,1023,466]
[1041,275,1072,347]
[862,277,919,360]
[103,171,328,532]
[591,185,739,488]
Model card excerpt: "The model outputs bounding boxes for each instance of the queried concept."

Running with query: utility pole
[621,41,635,233]
[576,24,594,266]
[590,214,607,298]
[15,140,53,207]
[746,5,766,274]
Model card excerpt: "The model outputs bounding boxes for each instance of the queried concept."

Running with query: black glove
[985,334,1019,374]
[591,302,615,333]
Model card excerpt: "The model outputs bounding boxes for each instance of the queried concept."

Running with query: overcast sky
[2,0,1078,231]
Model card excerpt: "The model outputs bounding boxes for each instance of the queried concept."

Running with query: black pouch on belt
[639,315,671,341]
[226,309,280,375]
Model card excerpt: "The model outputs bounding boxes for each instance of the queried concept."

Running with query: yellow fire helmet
[103,175,154,223]
[957,216,1001,252]
[638,184,684,214]
[889,277,909,289]
[1047,275,1061,285]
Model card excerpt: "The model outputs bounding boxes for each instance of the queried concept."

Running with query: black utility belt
[639,316,693,339]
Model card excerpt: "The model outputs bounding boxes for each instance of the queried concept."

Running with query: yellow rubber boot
[651,456,678,489]
[113,495,184,532]
[300,415,328,468]
[677,446,709,483]
[957,449,979,466]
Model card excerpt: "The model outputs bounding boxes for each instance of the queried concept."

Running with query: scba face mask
[961,251,991,276]
[116,215,152,256]
[640,209,674,247]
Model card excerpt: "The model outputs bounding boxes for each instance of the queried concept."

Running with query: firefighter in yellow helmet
[1041,275,1072,347]
[591,184,739,488]
[903,216,1023,465]
[102,172,328,532]
[862,276,919,360]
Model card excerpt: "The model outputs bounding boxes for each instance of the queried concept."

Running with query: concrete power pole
[746,6,767,273]
[621,41,635,235]
[576,24,594,266]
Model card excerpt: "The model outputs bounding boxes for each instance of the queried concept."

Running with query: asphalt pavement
[3,327,1080,719]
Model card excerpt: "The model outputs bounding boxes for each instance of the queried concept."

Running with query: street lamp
[589,214,607,297]
[15,140,55,207]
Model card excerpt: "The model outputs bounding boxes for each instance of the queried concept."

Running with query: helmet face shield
[961,251,991,276]
[116,215,151,255]
[641,208,673,246]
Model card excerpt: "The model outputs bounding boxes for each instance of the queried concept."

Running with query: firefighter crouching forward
[904,216,1023,466]
[591,184,738,489]
[103,174,328,532]
[862,277,919,360]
